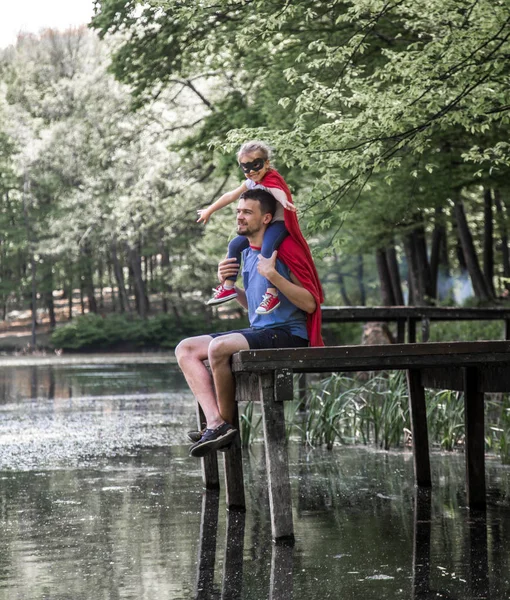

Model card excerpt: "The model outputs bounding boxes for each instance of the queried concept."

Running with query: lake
[0,355,509,599]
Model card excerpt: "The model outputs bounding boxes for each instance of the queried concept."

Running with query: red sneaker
[207,285,238,306]
[255,292,281,315]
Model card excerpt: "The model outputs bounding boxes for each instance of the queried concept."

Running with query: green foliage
[295,371,510,463]
[300,371,410,450]
[428,320,504,342]
[239,401,262,449]
[426,389,465,451]
[50,312,248,351]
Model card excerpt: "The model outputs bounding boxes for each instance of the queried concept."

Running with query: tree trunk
[453,197,493,302]
[429,207,446,300]
[41,262,56,330]
[375,248,395,305]
[111,239,130,313]
[403,234,424,305]
[81,244,98,314]
[97,259,105,310]
[385,244,404,305]
[357,254,366,306]
[126,243,149,318]
[414,223,433,302]
[452,214,468,272]
[79,281,85,315]
[22,175,37,347]
[68,274,73,320]
[333,250,352,305]
[483,188,495,297]
[494,188,510,291]
[107,261,117,312]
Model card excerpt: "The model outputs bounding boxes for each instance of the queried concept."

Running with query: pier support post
[406,369,431,487]
[260,372,295,544]
[196,404,220,490]
[463,367,486,509]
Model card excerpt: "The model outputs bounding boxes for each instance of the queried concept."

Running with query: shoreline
[0,352,176,367]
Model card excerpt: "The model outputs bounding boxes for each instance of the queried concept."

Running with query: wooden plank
[406,370,431,488]
[396,319,406,343]
[259,372,295,543]
[463,367,486,510]
[422,365,510,393]
[408,318,417,343]
[232,341,510,374]
[223,405,246,511]
[235,372,259,403]
[275,368,293,402]
[196,404,220,490]
[322,305,510,322]
[421,318,430,342]
[420,367,464,391]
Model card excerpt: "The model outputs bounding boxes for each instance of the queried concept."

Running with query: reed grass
[239,401,261,448]
[291,371,510,462]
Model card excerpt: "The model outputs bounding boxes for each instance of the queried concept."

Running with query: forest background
[0,0,509,352]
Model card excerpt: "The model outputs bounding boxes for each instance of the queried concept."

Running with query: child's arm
[197,181,248,224]
[267,187,297,212]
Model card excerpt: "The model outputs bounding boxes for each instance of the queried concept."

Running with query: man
[176,189,321,457]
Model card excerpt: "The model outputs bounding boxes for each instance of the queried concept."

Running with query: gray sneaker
[189,423,238,457]
[187,430,203,443]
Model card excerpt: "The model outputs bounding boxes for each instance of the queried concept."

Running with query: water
[0,356,509,599]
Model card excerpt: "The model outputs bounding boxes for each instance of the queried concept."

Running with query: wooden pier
[198,340,510,543]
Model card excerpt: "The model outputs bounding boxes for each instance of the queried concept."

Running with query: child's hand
[197,208,212,224]
[282,199,297,212]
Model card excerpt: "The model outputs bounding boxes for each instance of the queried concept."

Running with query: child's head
[237,140,272,184]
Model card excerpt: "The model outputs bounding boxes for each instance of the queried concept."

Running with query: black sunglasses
[239,158,265,173]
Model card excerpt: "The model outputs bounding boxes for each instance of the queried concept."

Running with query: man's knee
[175,337,195,364]
[208,336,235,365]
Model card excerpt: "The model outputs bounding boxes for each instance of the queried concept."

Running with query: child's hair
[240,189,277,217]
[237,140,272,162]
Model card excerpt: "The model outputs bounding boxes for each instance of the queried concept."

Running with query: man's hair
[239,189,277,217]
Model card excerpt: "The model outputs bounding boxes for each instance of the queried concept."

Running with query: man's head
[236,189,277,241]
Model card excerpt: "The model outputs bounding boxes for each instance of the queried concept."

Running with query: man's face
[236,198,271,237]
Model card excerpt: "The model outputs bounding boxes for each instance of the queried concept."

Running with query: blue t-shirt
[241,246,308,340]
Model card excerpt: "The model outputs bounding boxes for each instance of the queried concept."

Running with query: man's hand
[257,251,278,280]
[218,257,240,283]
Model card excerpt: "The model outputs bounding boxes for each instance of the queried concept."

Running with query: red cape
[261,170,324,347]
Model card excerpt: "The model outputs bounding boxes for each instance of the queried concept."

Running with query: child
[197,140,306,314]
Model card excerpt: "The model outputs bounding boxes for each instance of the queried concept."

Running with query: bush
[50,312,248,351]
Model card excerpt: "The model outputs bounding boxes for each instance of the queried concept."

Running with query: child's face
[238,152,270,184]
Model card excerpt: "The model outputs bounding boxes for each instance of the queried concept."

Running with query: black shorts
[209,327,309,350]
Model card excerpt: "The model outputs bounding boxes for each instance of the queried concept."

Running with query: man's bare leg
[175,335,224,429]
[208,333,249,424]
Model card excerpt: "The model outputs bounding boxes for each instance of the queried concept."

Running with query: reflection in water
[195,490,292,600]
[0,360,509,599]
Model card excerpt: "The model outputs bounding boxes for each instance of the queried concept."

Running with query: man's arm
[257,252,316,314]
[217,257,248,309]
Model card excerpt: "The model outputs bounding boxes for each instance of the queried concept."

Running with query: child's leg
[207,236,250,306]
[260,222,289,292]
[224,236,250,286]
[255,222,289,315]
